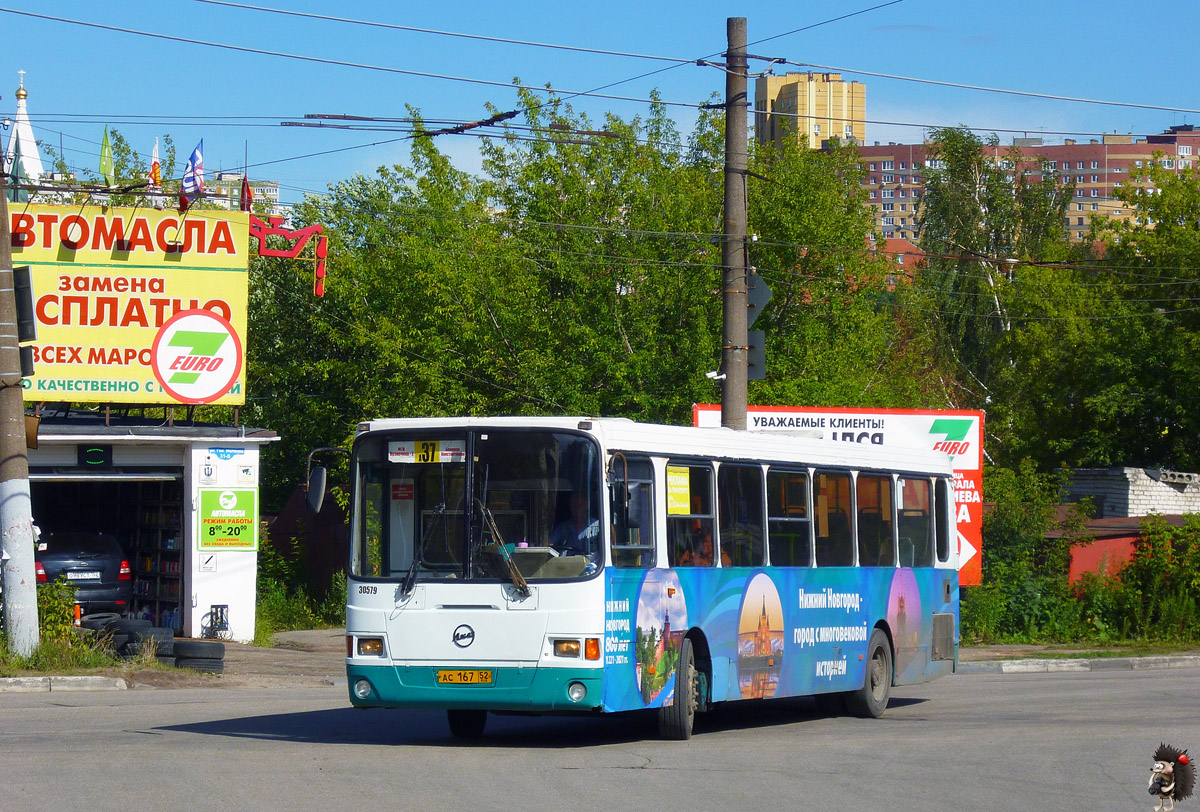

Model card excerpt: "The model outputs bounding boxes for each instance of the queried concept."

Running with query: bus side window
[856,473,894,567]
[767,469,811,566]
[814,470,854,567]
[718,465,764,567]
[897,477,933,567]
[666,463,715,567]
[935,477,952,562]
[611,456,656,568]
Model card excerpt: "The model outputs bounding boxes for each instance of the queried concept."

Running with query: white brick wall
[1065,467,1200,518]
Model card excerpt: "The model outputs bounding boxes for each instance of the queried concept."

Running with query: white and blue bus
[314,416,959,739]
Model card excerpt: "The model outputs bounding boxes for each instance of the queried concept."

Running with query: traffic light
[748,330,766,381]
[746,270,771,380]
[14,266,36,377]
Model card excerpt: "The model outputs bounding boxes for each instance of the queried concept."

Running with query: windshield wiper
[401,501,444,597]
[476,498,530,598]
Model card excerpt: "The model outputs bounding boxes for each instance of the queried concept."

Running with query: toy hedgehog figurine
[1150,743,1195,811]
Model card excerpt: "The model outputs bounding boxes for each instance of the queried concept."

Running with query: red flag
[178,191,190,213]
[239,175,253,212]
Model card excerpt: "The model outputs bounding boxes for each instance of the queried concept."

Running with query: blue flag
[181,140,204,196]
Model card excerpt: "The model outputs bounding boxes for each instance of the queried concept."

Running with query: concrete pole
[720,17,749,430]
[0,155,40,655]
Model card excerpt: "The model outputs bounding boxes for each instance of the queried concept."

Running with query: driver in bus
[549,491,600,557]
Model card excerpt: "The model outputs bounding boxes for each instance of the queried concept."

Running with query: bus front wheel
[658,637,698,740]
[447,709,488,739]
[845,628,892,718]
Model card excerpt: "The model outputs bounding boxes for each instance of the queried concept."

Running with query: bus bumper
[346,663,604,712]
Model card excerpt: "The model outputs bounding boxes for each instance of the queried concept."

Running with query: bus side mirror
[306,466,327,514]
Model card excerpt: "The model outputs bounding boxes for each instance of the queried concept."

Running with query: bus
[309,416,959,740]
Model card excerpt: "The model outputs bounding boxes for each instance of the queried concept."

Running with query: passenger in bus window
[679,527,730,567]
[549,491,600,556]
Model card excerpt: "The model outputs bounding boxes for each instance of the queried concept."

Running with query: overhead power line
[784,60,1200,116]
[191,0,695,64]
[748,0,904,47]
[0,7,699,109]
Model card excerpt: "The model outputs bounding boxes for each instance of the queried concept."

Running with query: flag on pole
[181,139,204,196]
[99,126,115,187]
[150,137,161,187]
[7,139,29,203]
[178,190,190,214]
[239,174,253,212]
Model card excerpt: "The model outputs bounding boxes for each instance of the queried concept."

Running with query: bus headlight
[567,682,587,702]
[354,679,373,699]
[553,639,581,658]
[357,637,385,657]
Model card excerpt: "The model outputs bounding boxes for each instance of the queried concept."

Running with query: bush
[0,578,121,673]
[38,577,79,645]
[961,583,1005,643]
[1117,514,1200,642]
[254,521,346,645]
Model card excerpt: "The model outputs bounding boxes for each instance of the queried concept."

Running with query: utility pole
[0,142,39,655]
[720,16,749,430]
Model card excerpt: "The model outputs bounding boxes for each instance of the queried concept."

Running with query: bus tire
[658,636,698,740]
[447,709,487,739]
[845,628,892,718]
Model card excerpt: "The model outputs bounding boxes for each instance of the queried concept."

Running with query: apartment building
[208,171,284,216]
[851,126,1200,241]
[755,72,866,150]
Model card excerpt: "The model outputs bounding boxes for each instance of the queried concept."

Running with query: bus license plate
[436,669,493,685]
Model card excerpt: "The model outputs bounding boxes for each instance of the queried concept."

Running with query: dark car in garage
[35,532,132,615]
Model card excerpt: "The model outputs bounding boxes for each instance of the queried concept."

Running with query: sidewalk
[3,632,1199,692]
[957,643,1200,675]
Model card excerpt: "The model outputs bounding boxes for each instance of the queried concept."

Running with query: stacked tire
[80,615,226,674]
[82,616,176,661]
[172,639,226,674]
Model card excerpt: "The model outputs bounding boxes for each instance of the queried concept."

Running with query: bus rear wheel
[658,637,698,740]
[447,709,488,739]
[845,628,892,718]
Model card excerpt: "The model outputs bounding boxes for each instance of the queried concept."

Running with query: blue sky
[4,1,1196,205]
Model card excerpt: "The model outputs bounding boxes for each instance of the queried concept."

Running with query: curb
[957,654,1200,675]
[0,676,128,693]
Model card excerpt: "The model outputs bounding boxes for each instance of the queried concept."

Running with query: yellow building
[755,72,865,149]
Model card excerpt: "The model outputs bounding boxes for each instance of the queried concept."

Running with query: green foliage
[960,581,1004,644]
[39,129,178,206]
[0,579,122,673]
[38,578,79,645]
[253,526,345,645]
[1084,161,1200,472]
[245,94,963,510]
[963,470,1200,644]
[1117,515,1200,639]
[961,462,1091,642]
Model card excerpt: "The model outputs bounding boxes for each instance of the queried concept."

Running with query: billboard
[8,205,249,405]
[693,404,984,586]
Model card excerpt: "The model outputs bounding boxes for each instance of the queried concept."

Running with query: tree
[913,127,1073,400]
[244,97,971,508]
[1080,159,1200,470]
[39,130,177,207]
[748,136,943,408]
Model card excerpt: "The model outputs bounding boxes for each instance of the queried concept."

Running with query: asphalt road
[2,666,1194,812]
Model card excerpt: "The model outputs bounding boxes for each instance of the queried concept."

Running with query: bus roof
[359,416,954,477]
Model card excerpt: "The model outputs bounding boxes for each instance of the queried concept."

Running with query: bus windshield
[351,428,602,584]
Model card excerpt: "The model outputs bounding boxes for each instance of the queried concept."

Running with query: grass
[0,628,175,677]
[964,641,1200,660]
